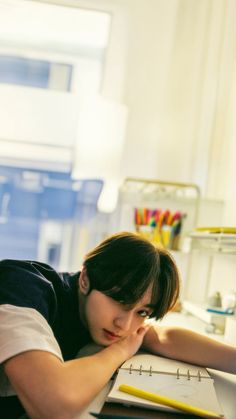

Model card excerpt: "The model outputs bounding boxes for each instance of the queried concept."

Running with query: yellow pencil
[119,384,224,418]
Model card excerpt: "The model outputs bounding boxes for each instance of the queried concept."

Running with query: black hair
[83,232,180,320]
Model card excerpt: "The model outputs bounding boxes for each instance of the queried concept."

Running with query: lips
[103,329,121,340]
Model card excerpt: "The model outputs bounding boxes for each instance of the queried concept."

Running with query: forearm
[63,344,128,410]
[143,326,236,374]
[5,345,127,419]
[5,325,148,418]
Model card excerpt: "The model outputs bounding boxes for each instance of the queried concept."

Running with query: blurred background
[1,0,236,340]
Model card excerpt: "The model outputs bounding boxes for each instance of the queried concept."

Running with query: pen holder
[134,208,186,250]
[161,225,173,248]
[135,225,181,250]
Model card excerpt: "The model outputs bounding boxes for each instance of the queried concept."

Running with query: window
[0,0,111,165]
[0,55,72,91]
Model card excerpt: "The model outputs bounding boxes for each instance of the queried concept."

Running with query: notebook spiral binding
[128,364,202,381]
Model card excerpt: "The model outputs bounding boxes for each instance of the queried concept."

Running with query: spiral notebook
[107,353,224,418]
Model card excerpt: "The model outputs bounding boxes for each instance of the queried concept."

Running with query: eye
[137,309,151,318]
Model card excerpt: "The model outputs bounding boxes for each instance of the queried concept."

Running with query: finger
[137,324,150,336]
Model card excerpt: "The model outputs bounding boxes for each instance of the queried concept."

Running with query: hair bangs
[88,251,160,306]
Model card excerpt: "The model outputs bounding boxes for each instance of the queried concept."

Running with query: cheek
[85,292,112,326]
[85,296,99,325]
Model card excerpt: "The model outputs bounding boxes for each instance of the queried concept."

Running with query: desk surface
[81,369,236,419]
[210,369,236,419]
[101,402,195,418]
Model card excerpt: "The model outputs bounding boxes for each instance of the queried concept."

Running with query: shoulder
[0,259,60,321]
[142,325,169,354]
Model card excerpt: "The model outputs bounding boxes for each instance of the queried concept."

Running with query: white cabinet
[183,230,236,340]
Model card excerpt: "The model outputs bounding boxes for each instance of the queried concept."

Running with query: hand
[111,325,150,360]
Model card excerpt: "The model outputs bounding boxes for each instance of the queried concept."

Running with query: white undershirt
[0,304,63,396]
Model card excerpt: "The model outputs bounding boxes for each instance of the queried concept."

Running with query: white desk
[210,369,236,419]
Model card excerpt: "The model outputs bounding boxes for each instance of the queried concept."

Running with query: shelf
[120,178,201,208]
[182,300,234,333]
[189,232,236,254]
[118,177,201,247]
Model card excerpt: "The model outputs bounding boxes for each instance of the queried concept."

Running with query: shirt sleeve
[0,304,63,396]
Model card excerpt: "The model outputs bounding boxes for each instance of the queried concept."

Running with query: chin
[92,333,111,347]
[90,332,105,345]
[94,337,110,347]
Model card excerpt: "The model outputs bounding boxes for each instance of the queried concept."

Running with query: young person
[0,232,235,419]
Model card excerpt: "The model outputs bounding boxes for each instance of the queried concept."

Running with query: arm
[142,325,236,374]
[4,327,148,419]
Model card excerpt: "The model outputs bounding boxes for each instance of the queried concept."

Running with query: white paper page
[107,369,224,416]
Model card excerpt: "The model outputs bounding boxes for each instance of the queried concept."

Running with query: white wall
[63,0,236,221]
[116,0,236,205]
[219,60,236,225]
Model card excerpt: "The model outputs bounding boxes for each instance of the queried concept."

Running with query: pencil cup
[135,225,162,246]
[161,225,181,250]
[161,225,172,248]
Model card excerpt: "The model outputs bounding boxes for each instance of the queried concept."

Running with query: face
[81,284,155,346]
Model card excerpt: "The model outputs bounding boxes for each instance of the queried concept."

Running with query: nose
[113,310,134,332]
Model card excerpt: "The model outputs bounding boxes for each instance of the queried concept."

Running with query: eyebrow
[136,303,156,310]
[143,304,156,311]
[121,301,155,310]
[145,304,156,308]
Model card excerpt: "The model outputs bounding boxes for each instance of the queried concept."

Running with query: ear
[79,268,90,295]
